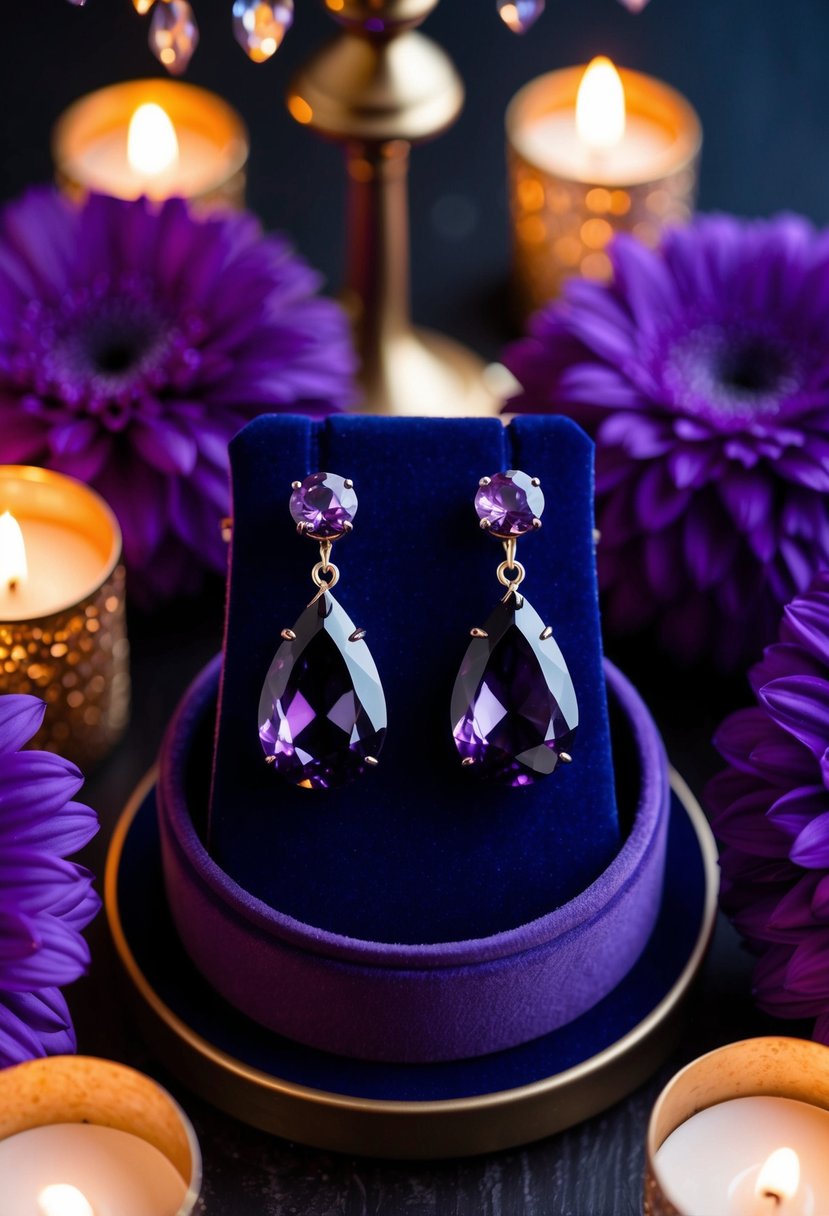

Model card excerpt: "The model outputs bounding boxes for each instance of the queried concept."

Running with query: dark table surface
[4,0,826,1211]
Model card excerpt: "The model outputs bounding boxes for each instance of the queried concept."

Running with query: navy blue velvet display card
[209,415,619,943]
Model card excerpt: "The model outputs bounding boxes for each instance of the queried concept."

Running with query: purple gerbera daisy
[707,572,829,1045]
[0,695,100,1066]
[0,189,356,606]
[504,214,829,668]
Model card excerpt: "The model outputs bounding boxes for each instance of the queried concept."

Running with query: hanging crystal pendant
[232,0,294,62]
[259,591,387,790]
[149,0,199,75]
[496,0,545,34]
[133,0,156,14]
[451,594,578,786]
[452,468,577,786]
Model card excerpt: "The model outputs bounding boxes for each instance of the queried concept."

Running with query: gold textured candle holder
[507,65,701,320]
[0,467,129,772]
[287,0,498,416]
[53,78,248,208]
[644,1037,829,1216]
[0,1055,201,1215]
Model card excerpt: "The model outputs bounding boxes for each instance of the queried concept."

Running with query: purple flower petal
[782,595,829,665]
[767,874,824,931]
[791,813,829,868]
[813,875,829,918]
[0,798,99,856]
[785,934,829,998]
[0,911,37,962]
[714,708,776,774]
[751,642,827,694]
[0,696,99,1061]
[759,675,829,757]
[709,788,787,857]
[0,752,83,821]
[0,988,75,1067]
[0,696,45,755]
[767,785,827,838]
[706,573,829,1044]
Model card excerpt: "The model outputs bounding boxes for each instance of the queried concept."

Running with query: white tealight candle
[0,511,106,621]
[512,57,674,185]
[0,1124,187,1216]
[53,79,248,209]
[655,1097,829,1215]
[727,1148,814,1216]
[78,108,221,202]
[0,466,128,769]
[506,59,700,315]
[39,1184,95,1216]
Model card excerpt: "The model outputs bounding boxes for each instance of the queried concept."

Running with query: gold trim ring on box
[104,768,717,1160]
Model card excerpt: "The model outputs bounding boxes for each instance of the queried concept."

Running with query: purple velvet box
[157,655,669,1063]
[154,415,672,1066]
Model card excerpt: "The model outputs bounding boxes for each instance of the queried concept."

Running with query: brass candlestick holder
[287,0,498,416]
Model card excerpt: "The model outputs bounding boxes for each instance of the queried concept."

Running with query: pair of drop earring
[258,470,579,790]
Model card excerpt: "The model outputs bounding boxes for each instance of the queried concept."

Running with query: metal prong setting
[281,628,297,641]
[365,755,379,766]
[349,628,366,642]
[470,627,488,638]
[461,757,475,767]
[531,477,541,487]
[478,476,491,487]
[593,528,602,545]
[220,517,233,543]
[265,755,276,765]
[342,520,354,533]
[540,626,553,640]
[343,478,354,489]
[291,480,302,490]
[296,521,310,536]
[559,752,573,764]
[480,518,492,530]
[531,518,542,530]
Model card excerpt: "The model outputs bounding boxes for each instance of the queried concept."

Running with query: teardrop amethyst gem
[259,591,386,789]
[451,596,578,785]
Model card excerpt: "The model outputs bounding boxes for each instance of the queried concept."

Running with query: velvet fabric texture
[157,656,669,1062]
[209,415,620,943]
[128,779,701,1102]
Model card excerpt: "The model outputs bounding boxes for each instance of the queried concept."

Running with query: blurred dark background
[4,0,826,358]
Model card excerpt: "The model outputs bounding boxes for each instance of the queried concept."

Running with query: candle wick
[761,1192,783,1207]
[7,578,17,593]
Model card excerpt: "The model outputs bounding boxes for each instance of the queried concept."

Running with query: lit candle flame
[127,102,180,178]
[38,1184,95,1216]
[575,56,626,153]
[756,1147,801,1204]
[0,511,27,593]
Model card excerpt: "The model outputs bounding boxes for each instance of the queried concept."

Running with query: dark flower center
[663,322,803,422]
[20,277,187,432]
[94,339,142,376]
[720,343,785,394]
[52,296,171,391]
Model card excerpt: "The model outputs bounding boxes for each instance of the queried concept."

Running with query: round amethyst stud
[290,472,358,539]
[474,470,544,537]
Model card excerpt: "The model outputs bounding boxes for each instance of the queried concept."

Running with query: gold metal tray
[105,770,718,1159]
